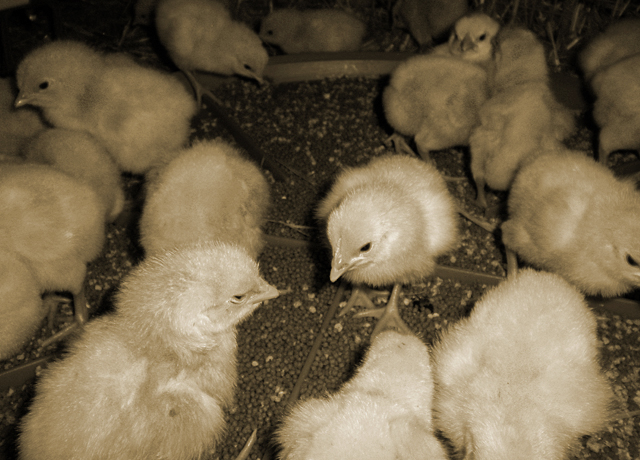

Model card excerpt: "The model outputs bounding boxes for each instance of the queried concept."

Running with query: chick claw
[338,285,390,317]
[353,284,412,339]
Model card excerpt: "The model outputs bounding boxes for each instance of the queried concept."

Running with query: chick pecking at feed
[140,139,270,259]
[392,0,468,48]
[259,8,366,54]
[19,241,279,460]
[15,40,197,175]
[0,162,106,344]
[317,154,459,337]
[469,27,575,208]
[155,0,267,105]
[277,326,447,460]
[501,149,640,297]
[432,268,615,460]
[23,128,125,223]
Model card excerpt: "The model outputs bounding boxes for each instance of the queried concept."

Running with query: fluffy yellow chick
[23,128,125,223]
[140,139,270,259]
[585,52,640,164]
[259,8,366,54]
[0,77,45,159]
[432,269,614,460]
[156,0,267,104]
[0,249,44,360]
[317,154,459,335]
[19,241,279,460]
[277,328,447,460]
[579,18,640,81]
[446,12,501,64]
[392,0,468,47]
[0,163,105,333]
[469,27,575,207]
[501,149,640,297]
[15,40,198,175]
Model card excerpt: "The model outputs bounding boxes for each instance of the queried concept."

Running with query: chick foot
[40,287,90,348]
[384,133,417,158]
[180,68,224,107]
[353,284,412,339]
[338,285,390,317]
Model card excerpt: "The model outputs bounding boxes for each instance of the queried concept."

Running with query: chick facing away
[277,329,447,460]
[23,128,125,223]
[140,139,270,259]
[502,149,640,297]
[317,154,459,336]
[156,0,267,104]
[391,0,468,47]
[259,8,366,54]
[15,40,197,175]
[19,241,279,460]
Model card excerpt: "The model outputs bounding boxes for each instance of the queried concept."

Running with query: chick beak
[461,34,475,52]
[14,92,32,108]
[251,282,280,305]
[330,250,356,282]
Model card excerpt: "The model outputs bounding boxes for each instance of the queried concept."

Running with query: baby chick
[446,12,500,65]
[155,0,268,104]
[501,149,640,297]
[579,18,640,81]
[23,128,125,223]
[0,162,105,336]
[0,248,45,360]
[19,241,279,460]
[15,40,198,175]
[392,0,467,47]
[317,154,459,335]
[585,52,640,164]
[140,139,270,259]
[277,327,447,460]
[469,27,575,207]
[0,77,45,159]
[432,269,614,460]
[259,8,366,54]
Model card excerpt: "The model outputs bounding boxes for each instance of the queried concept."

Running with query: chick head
[326,184,423,287]
[117,241,278,354]
[221,23,269,82]
[15,40,102,111]
[449,13,500,63]
[259,9,301,49]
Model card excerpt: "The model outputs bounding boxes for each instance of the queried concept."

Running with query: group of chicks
[0,1,639,459]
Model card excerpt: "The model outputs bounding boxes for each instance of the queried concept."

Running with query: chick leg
[338,285,390,317]
[506,248,519,278]
[40,286,89,348]
[384,133,417,158]
[353,284,412,338]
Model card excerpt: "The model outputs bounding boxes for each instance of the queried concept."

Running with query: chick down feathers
[432,269,615,460]
[277,330,447,460]
[19,241,278,460]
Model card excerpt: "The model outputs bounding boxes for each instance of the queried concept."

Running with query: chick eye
[626,254,639,267]
[231,294,246,303]
[244,64,253,71]
[38,81,49,90]
[478,33,487,41]
[360,242,372,253]
[265,30,274,36]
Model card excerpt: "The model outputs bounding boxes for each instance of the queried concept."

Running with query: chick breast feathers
[502,150,640,297]
[140,139,270,259]
[23,128,125,223]
[156,0,268,82]
[317,154,459,287]
[19,241,279,460]
[15,40,198,174]
[432,269,614,460]
[259,8,366,53]
[277,330,447,460]
[383,53,489,159]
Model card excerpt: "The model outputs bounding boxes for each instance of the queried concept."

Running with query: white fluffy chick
[259,8,366,54]
[0,248,44,360]
[19,241,279,460]
[446,12,501,65]
[23,128,125,223]
[0,77,45,159]
[317,154,459,336]
[15,40,198,175]
[140,139,270,259]
[0,163,105,333]
[156,0,267,104]
[277,327,447,460]
[501,149,640,297]
[579,18,640,81]
[469,27,575,207]
[432,268,614,460]
[392,0,468,47]
[585,52,640,165]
